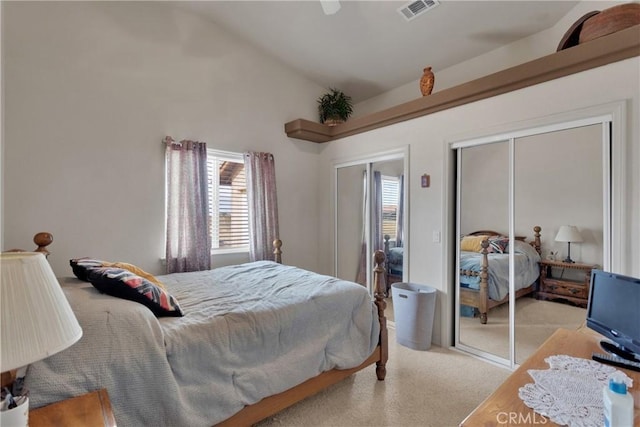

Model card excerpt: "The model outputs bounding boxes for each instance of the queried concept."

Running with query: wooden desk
[30,389,117,427]
[460,328,640,426]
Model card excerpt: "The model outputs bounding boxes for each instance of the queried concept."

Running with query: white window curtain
[356,171,383,285]
[244,151,279,262]
[396,174,404,247]
[355,170,368,286]
[164,136,211,273]
[372,171,383,253]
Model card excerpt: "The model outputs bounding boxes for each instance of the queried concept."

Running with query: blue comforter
[459,240,541,301]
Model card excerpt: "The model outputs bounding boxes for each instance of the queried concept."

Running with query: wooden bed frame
[9,233,388,427]
[459,226,541,325]
[218,249,388,426]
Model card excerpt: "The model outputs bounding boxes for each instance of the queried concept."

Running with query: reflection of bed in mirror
[384,234,403,290]
[459,226,542,324]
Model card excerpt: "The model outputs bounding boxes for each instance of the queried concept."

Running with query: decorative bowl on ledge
[557,2,640,51]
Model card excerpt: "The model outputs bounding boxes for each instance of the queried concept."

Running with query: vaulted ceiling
[177,1,579,102]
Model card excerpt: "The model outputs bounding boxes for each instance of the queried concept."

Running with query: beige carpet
[384,296,394,322]
[253,299,583,427]
[256,328,510,427]
[459,298,587,363]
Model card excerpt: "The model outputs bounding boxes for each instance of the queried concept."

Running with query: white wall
[2,2,327,276]
[514,127,603,265]
[319,57,640,347]
[353,1,627,117]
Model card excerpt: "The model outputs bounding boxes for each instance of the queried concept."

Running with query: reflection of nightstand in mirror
[538,259,597,308]
[30,389,116,427]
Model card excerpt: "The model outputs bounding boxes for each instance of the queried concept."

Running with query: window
[381,175,399,238]
[207,150,249,251]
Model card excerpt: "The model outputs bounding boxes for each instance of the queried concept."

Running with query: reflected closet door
[513,124,604,364]
[335,149,408,324]
[457,141,511,362]
[336,164,367,284]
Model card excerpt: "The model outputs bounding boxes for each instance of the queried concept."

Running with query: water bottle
[603,371,633,427]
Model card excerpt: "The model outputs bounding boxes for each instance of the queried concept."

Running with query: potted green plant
[317,88,353,126]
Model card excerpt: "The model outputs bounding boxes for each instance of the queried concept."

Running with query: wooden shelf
[30,389,117,427]
[284,25,640,143]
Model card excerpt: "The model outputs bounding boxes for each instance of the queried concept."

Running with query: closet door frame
[449,101,626,368]
[333,147,409,295]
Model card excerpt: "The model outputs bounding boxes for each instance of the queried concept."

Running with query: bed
[14,234,388,427]
[459,226,542,324]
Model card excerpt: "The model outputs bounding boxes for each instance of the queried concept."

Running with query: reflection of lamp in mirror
[555,225,583,263]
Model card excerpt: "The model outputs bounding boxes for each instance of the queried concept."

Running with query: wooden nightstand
[538,259,597,307]
[30,389,116,427]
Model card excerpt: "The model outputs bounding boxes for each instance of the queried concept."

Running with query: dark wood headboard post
[373,250,388,381]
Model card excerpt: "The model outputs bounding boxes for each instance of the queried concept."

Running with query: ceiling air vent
[398,0,440,21]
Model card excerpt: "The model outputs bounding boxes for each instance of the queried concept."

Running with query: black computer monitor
[586,269,640,362]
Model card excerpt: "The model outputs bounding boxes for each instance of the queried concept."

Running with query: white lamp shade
[555,225,583,243]
[1,252,82,372]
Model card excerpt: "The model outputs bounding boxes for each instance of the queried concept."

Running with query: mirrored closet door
[335,150,408,323]
[453,109,620,368]
[512,125,604,364]
[457,141,510,361]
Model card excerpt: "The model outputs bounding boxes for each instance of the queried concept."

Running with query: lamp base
[0,396,28,427]
[563,257,575,264]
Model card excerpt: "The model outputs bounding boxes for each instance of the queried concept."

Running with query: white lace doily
[518,355,633,427]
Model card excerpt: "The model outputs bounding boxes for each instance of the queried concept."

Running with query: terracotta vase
[420,66,435,96]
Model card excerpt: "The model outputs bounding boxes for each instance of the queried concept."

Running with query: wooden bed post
[216,249,391,426]
[273,239,282,264]
[4,232,53,258]
[34,232,53,257]
[460,226,542,325]
[373,250,388,381]
[532,226,542,255]
[478,240,489,324]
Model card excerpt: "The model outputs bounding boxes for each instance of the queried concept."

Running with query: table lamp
[1,252,82,422]
[554,225,583,264]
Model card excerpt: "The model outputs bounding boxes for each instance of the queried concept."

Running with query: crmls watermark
[496,412,549,425]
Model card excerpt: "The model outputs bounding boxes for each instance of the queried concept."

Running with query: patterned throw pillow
[460,235,489,252]
[86,267,183,317]
[487,237,509,254]
[71,259,166,289]
[70,258,106,281]
[101,261,166,290]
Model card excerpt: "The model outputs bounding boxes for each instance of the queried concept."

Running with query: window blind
[381,176,399,238]
[207,152,249,250]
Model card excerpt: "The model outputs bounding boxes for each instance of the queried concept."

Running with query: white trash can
[391,282,436,350]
